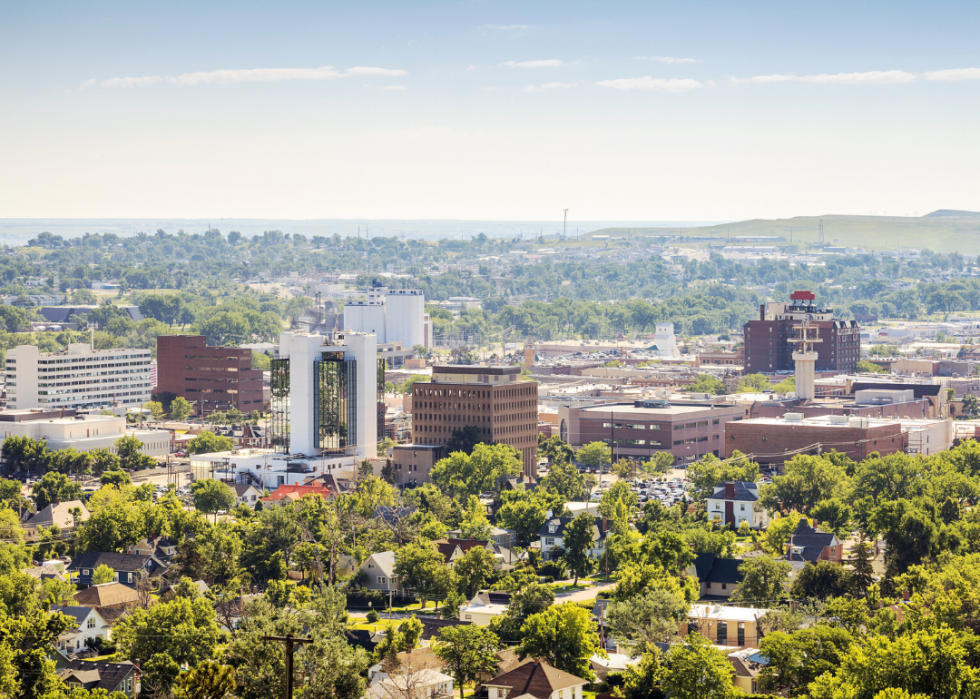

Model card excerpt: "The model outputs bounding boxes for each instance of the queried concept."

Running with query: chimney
[725,482,734,499]
[760,304,766,322]
[812,519,819,529]
[903,589,910,602]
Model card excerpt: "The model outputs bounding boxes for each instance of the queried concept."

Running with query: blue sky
[1,0,979,221]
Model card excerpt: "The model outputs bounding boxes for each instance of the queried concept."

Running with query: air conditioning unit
[784,413,804,422]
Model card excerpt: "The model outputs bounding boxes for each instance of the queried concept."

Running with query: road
[554,581,616,603]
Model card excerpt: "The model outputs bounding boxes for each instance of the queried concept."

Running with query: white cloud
[522,82,574,93]
[634,56,698,64]
[485,24,529,30]
[733,70,915,85]
[503,59,564,68]
[383,85,406,90]
[346,66,408,77]
[924,67,980,81]
[82,65,406,88]
[596,76,702,92]
[466,65,478,71]
[80,75,161,89]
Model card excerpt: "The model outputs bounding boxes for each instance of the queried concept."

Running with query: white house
[357,551,402,593]
[537,517,606,562]
[367,668,454,699]
[51,605,111,653]
[231,484,263,508]
[705,482,770,530]
[458,591,510,627]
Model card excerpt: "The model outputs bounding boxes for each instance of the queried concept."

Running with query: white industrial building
[5,344,152,412]
[651,323,680,357]
[344,286,425,348]
[0,412,171,457]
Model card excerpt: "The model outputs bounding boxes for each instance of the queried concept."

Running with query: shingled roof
[786,520,838,563]
[709,481,759,502]
[692,553,745,586]
[59,660,134,694]
[485,659,588,699]
[73,582,141,607]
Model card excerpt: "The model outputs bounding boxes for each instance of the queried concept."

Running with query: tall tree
[186,430,234,455]
[661,633,737,699]
[730,555,792,605]
[518,604,601,681]
[434,625,501,699]
[190,479,237,523]
[561,513,598,586]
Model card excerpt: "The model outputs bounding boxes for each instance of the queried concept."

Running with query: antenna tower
[818,219,824,245]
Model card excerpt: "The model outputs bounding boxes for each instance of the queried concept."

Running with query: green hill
[587,213,980,253]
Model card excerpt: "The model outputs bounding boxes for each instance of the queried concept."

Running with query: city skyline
[1,0,979,220]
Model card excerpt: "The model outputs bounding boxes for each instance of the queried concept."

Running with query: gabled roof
[471,591,511,607]
[22,564,65,581]
[232,483,260,497]
[262,483,333,502]
[786,520,838,562]
[51,605,100,627]
[59,660,134,693]
[434,538,491,563]
[708,481,759,502]
[68,551,155,573]
[73,582,141,608]
[375,506,416,525]
[362,551,396,577]
[420,617,472,641]
[486,659,588,699]
[26,500,90,529]
[692,553,745,586]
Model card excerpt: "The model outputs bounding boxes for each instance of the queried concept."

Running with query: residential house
[59,660,136,698]
[433,538,518,571]
[50,606,111,654]
[22,500,89,542]
[128,535,178,562]
[73,582,141,609]
[782,519,844,570]
[705,482,770,529]
[688,553,745,599]
[683,604,768,648]
[22,564,66,582]
[419,618,472,645]
[485,659,588,699]
[368,668,455,699]
[448,526,517,549]
[261,483,334,505]
[232,483,263,508]
[357,551,402,593]
[727,648,767,695]
[68,552,168,588]
[458,591,511,627]
[538,517,606,562]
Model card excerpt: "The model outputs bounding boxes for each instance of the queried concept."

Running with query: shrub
[366,610,379,623]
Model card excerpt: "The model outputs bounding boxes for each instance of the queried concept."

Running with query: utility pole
[563,209,568,241]
[263,633,313,699]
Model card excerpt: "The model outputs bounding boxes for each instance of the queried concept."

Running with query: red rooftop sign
[790,290,816,301]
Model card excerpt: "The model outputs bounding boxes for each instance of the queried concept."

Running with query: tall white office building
[344,286,425,349]
[271,331,381,458]
[5,344,152,411]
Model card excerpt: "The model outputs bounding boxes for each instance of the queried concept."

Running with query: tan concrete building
[410,366,539,478]
[390,444,443,487]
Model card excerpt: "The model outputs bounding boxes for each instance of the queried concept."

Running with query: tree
[490,583,555,641]
[459,494,492,539]
[190,479,237,523]
[561,513,597,585]
[171,396,194,420]
[518,604,601,681]
[810,498,853,537]
[186,430,234,455]
[32,472,82,510]
[759,625,854,696]
[855,359,887,374]
[100,468,132,488]
[175,660,237,699]
[496,494,549,548]
[790,561,852,600]
[730,555,791,605]
[91,564,115,585]
[577,442,612,470]
[851,535,876,597]
[454,545,496,598]
[394,541,448,610]
[687,453,759,502]
[539,436,574,466]
[737,373,773,393]
[643,452,675,476]
[430,443,522,498]
[539,460,585,501]
[144,401,165,421]
[434,625,501,699]
[445,425,483,455]
[114,434,155,470]
[660,633,737,699]
[1,435,47,474]
[75,487,146,553]
[606,587,687,653]
[758,455,850,515]
[688,374,726,395]
[112,597,222,694]
[622,644,665,699]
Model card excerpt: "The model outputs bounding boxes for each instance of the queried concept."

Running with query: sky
[1,0,979,223]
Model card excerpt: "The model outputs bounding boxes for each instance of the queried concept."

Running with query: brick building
[558,398,744,465]
[725,413,907,470]
[743,291,860,374]
[411,366,539,478]
[156,335,264,416]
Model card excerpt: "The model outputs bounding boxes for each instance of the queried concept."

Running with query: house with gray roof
[705,481,770,529]
[59,659,136,697]
[781,519,843,570]
[50,605,111,654]
[538,516,606,561]
[687,553,745,599]
[357,551,402,593]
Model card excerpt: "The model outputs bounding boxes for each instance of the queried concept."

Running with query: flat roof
[737,416,902,428]
[432,365,521,375]
[578,403,729,416]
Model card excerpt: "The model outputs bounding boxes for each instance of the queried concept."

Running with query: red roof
[433,538,491,563]
[790,290,815,301]
[262,484,333,502]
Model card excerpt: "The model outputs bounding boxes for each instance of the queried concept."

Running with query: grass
[549,581,594,593]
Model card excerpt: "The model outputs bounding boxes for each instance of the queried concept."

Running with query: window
[545,538,555,546]
[717,621,727,645]
[87,618,96,629]
[685,422,696,428]
[83,569,89,576]
[740,504,746,512]
[465,614,472,620]
[378,576,387,585]
[721,583,727,590]
[738,622,746,646]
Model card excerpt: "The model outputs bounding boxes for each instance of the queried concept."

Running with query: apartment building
[742,291,861,374]
[410,366,539,478]
[558,398,744,465]
[5,343,151,411]
[156,335,264,415]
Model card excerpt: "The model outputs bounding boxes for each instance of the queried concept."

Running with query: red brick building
[743,291,861,374]
[725,413,907,470]
[156,335,264,416]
